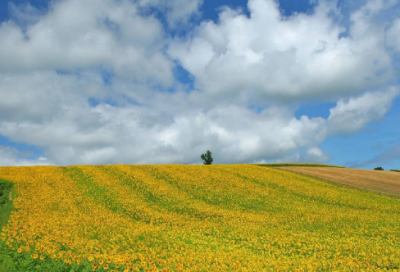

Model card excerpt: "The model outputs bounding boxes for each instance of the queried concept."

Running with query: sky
[0,0,399,169]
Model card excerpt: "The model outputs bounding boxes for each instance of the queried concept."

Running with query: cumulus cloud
[0,0,399,166]
[0,71,111,123]
[139,0,203,28]
[304,147,331,163]
[327,86,399,135]
[387,18,400,52]
[0,56,327,166]
[168,0,396,104]
[8,2,44,26]
[0,145,51,166]
[0,0,174,87]
[0,83,329,165]
[276,147,331,164]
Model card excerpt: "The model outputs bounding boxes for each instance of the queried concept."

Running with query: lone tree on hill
[374,166,384,170]
[201,150,213,165]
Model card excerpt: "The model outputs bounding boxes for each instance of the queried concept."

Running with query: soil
[276,167,400,198]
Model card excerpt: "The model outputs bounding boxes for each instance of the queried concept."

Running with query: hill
[1,164,400,271]
[275,166,400,198]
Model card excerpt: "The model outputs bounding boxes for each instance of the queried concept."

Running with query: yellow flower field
[1,164,400,271]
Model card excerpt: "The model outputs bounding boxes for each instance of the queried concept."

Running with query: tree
[201,150,213,165]
[374,166,384,170]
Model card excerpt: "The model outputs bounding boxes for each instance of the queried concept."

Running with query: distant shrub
[390,169,400,172]
[374,167,384,171]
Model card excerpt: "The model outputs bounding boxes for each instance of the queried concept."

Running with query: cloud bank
[0,0,399,166]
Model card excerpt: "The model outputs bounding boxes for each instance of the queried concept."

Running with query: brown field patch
[276,167,400,198]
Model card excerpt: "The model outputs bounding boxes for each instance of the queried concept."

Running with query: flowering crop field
[0,164,400,271]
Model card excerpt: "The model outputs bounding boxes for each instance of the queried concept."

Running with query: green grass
[0,179,14,232]
[255,163,344,168]
[0,179,84,272]
[0,179,16,271]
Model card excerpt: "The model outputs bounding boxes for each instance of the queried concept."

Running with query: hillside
[276,166,400,198]
[1,165,400,271]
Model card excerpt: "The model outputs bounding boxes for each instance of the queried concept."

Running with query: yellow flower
[2,164,400,272]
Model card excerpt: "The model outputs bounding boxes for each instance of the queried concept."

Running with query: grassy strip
[0,178,91,272]
[0,179,17,271]
[99,166,197,217]
[0,179,14,229]
[61,166,127,214]
[256,163,344,168]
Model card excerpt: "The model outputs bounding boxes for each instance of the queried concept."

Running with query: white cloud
[0,0,399,166]
[0,0,174,87]
[304,147,331,163]
[276,147,331,164]
[0,71,110,123]
[0,145,51,166]
[9,2,44,26]
[0,69,392,166]
[139,0,203,28]
[387,18,400,52]
[0,101,329,165]
[168,0,396,104]
[0,70,328,165]
[327,86,400,135]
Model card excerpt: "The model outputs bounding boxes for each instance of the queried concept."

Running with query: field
[0,164,400,271]
[257,163,344,168]
[277,166,400,198]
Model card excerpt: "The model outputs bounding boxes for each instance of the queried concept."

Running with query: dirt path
[276,167,400,198]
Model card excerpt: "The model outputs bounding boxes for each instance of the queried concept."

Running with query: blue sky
[0,0,399,169]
